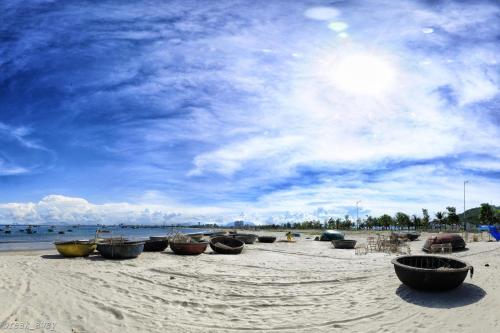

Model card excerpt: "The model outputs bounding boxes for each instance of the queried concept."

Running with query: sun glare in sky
[328,54,397,97]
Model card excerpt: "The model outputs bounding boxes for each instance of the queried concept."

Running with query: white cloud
[304,7,340,21]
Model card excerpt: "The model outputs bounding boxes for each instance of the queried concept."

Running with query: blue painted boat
[97,241,145,259]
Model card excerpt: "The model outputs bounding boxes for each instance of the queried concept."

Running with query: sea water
[0,225,210,251]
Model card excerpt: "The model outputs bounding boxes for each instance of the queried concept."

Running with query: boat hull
[170,241,208,255]
[209,236,244,254]
[332,239,357,249]
[228,234,257,244]
[143,238,169,252]
[319,231,344,241]
[55,241,96,257]
[422,234,466,252]
[258,236,276,243]
[97,241,144,259]
[392,255,473,291]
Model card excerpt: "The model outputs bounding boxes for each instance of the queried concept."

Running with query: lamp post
[356,200,361,229]
[463,180,468,231]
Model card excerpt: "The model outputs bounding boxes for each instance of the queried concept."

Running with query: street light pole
[356,200,361,229]
[463,180,468,231]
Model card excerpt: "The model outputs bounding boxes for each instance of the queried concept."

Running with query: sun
[327,53,397,97]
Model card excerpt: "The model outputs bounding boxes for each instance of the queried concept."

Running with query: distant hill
[458,205,499,225]
[224,220,256,227]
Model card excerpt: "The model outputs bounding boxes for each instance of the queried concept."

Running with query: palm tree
[435,211,446,230]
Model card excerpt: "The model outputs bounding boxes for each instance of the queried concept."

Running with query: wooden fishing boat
[332,239,357,249]
[170,239,208,255]
[258,236,277,243]
[143,237,169,252]
[209,236,244,254]
[227,233,258,244]
[97,241,145,259]
[422,233,466,252]
[54,240,97,257]
[392,255,473,291]
[319,230,344,241]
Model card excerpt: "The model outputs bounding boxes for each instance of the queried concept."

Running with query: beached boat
[228,233,258,244]
[319,230,344,241]
[422,233,466,252]
[170,239,208,255]
[395,232,420,241]
[186,233,204,241]
[209,236,244,254]
[332,239,357,249]
[258,236,277,243]
[392,255,473,291]
[143,237,169,252]
[97,241,145,259]
[54,240,97,257]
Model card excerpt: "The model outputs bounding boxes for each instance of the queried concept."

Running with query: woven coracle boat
[392,255,473,291]
[209,236,244,254]
[422,233,466,252]
[54,240,96,257]
[395,232,420,241]
[332,239,357,249]
[97,241,145,259]
[227,233,258,244]
[170,240,208,255]
[258,236,277,243]
[143,237,169,252]
[319,230,344,241]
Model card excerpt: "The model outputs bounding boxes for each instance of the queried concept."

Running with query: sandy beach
[0,232,499,333]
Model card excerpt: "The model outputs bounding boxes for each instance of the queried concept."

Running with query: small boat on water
[332,239,357,249]
[258,236,276,243]
[422,233,466,252]
[55,240,97,257]
[209,236,244,254]
[319,230,344,241]
[97,240,145,259]
[392,255,473,291]
[227,233,258,244]
[143,237,169,252]
[170,239,208,255]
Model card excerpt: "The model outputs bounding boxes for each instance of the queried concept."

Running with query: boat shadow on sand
[395,283,486,308]
[40,254,108,261]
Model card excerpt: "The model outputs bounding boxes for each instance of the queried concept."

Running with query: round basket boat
[332,239,357,249]
[228,233,258,244]
[97,241,145,259]
[422,234,466,252]
[143,237,169,252]
[258,236,277,243]
[319,230,344,241]
[170,240,208,255]
[209,236,244,254]
[395,232,420,241]
[392,255,473,291]
[55,240,96,257]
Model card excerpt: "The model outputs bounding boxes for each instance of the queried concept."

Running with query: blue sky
[0,0,499,224]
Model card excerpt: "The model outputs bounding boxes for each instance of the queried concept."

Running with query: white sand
[0,232,499,333]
